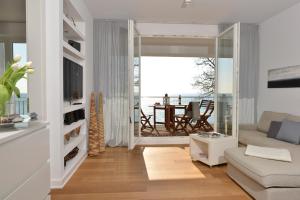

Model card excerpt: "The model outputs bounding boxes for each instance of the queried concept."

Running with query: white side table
[189,134,237,167]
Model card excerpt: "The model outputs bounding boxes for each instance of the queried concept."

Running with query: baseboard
[50,153,87,189]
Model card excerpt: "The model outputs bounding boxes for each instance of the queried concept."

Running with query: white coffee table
[189,133,237,167]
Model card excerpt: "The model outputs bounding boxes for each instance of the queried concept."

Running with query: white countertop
[0,121,48,145]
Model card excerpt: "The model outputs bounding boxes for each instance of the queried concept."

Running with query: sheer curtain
[218,23,259,124]
[94,20,129,147]
[239,24,259,124]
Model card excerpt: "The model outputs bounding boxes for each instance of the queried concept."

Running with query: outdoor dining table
[149,104,187,132]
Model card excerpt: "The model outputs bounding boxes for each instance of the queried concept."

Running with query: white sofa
[225,111,300,200]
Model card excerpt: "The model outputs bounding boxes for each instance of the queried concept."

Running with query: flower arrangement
[0,55,34,116]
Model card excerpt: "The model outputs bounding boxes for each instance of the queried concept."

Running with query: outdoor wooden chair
[165,105,176,134]
[174,102,196,134]
[141,109,154,133]
[194,100,214,132]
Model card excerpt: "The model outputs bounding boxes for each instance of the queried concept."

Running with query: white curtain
[239,24,259,124]
[94,20,129,147]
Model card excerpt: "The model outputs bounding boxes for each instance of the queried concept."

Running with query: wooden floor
[51,147,252,200]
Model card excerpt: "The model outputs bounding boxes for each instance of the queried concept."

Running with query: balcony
[137,95,214,137]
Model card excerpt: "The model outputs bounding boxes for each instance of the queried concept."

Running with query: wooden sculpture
[88,93,100,156]
[98,92,106,152]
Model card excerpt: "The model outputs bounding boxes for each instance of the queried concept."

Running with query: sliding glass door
[215,23,240,139]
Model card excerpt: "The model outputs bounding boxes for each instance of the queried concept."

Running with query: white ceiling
[0,0,26,22]
[84,0,300,24]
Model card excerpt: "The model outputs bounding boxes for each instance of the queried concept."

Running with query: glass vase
[0,98,16,124]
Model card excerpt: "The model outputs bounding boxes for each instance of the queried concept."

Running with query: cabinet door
[0,128,49,199]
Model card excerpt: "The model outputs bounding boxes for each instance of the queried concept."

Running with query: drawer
[0,128,49,199]
[5,162,50,200]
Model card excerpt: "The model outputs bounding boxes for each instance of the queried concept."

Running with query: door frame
[214,23,240,139]
[135,33,142,139]
[135,35,216,145]
[128,19,135,150]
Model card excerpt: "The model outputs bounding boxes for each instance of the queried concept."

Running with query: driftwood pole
[98,92,106,152]
[88,93,100,156]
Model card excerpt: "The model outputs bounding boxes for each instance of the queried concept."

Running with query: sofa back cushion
[287,114,300,122]
[276,119,300,144]
[257,111,288,133]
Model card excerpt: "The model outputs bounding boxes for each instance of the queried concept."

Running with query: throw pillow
[276,119,300,144]
[267,121,282,138]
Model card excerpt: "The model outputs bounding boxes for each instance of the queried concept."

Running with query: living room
[1,0,300,200]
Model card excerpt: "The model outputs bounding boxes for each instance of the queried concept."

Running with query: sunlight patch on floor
[143,147,206,181]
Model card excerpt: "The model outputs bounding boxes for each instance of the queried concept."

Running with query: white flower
[25,61,33,68]
[27,68,34,74]
[11,63,20,70]
[13,55,22,63]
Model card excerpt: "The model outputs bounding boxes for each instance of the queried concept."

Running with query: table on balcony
[149,104,187,133]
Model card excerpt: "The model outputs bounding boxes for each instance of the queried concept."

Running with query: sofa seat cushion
[257,111,288,133]
[225,147,300,188]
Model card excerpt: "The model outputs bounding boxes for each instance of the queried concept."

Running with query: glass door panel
[216,24,239,138]
[133,34,141,137]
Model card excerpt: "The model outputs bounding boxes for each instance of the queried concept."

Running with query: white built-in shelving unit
[63,103,86,114]
[63,41,85,60]
[51,0,88,188]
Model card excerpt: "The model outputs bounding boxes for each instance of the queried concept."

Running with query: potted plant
[0,55,34,120]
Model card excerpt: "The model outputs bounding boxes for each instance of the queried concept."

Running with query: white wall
[45,0,63,183]
[136,23,218,38]
[258,2,300,117]
[27,0,47,120]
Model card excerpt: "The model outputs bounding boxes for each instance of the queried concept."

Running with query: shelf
[63,0,83,21]
[64,134,85,156]
[63,149,86,181]
[63,15,85,41]
[63,41,84,60]
[64,119,85,135]
[64,103,85,114]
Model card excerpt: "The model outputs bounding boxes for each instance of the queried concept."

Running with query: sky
[141,56,203,97]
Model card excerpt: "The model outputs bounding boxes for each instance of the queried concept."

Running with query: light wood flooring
[51,147,252,200]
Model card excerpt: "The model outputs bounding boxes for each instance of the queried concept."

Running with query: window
[0,42,5,75]
[13,43,28,114]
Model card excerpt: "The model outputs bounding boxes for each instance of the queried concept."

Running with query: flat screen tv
[63,57,83,101]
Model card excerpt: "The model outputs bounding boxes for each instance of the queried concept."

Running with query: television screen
[63,57,83,101]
